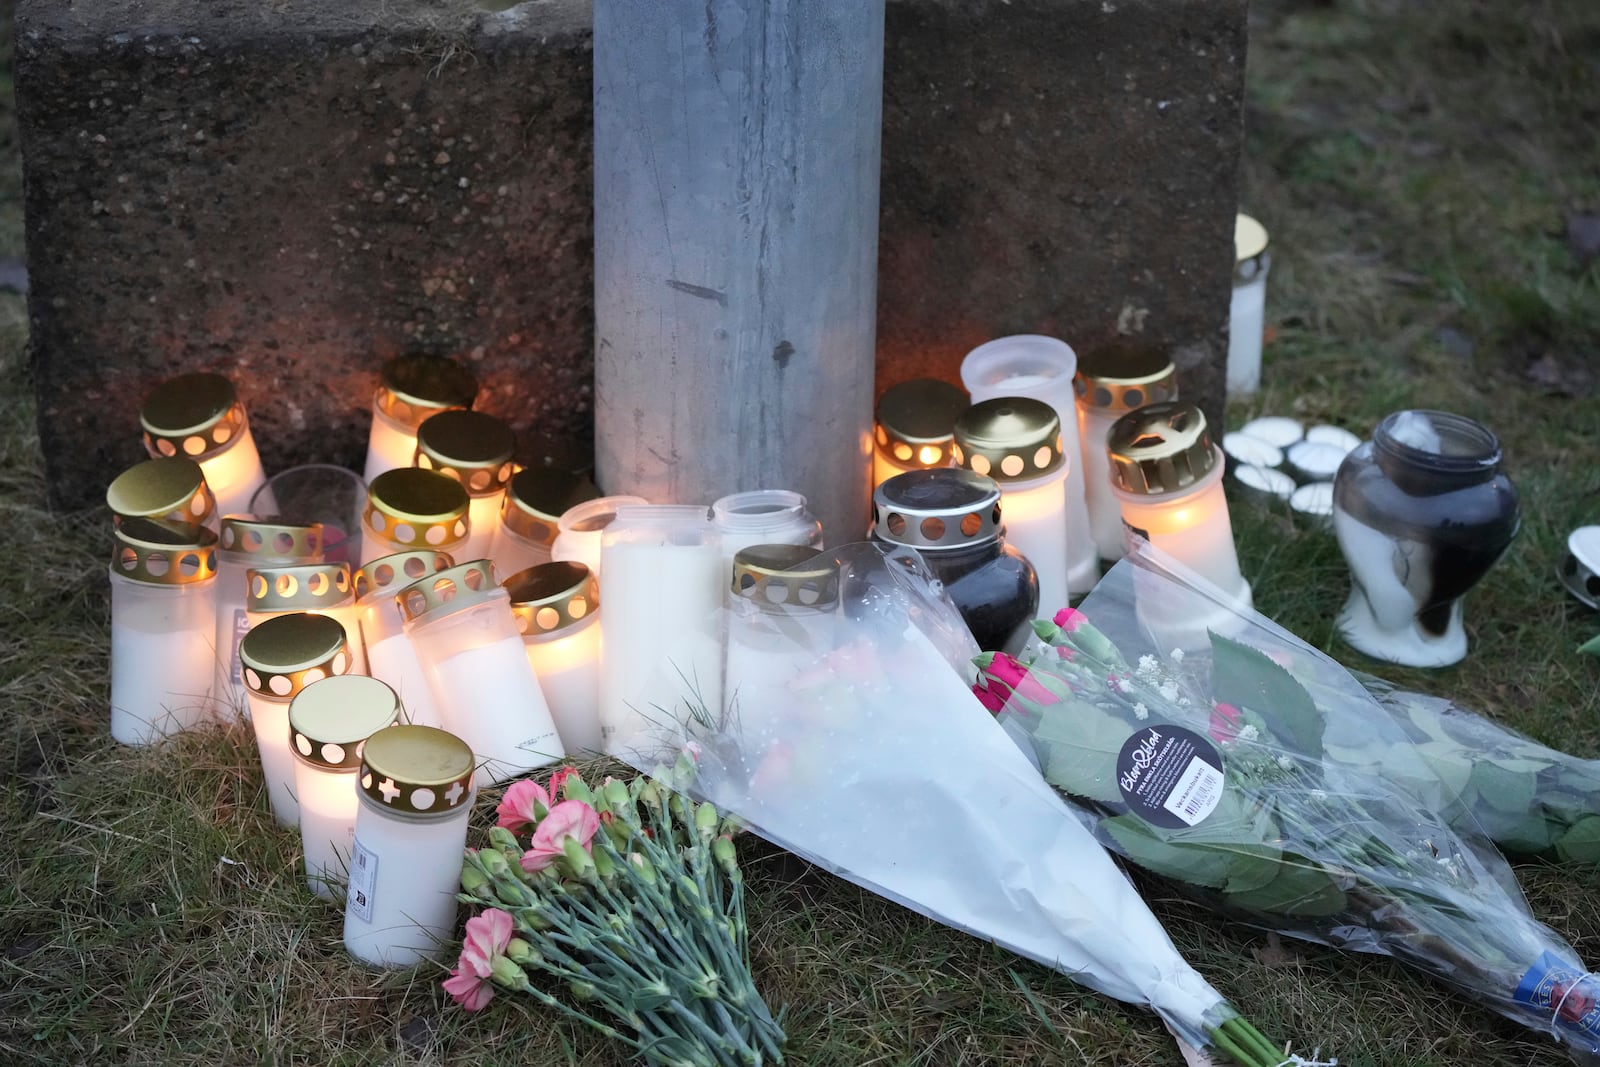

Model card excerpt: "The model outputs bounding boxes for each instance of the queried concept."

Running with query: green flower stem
[1224,1017,1283,1065]
[509,974,650,1053]
[1206,1024,1263,1067]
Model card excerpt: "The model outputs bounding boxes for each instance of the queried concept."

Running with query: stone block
[17,0,1244,510]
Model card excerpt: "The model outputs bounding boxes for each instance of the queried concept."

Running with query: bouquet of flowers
[974,545,1600,1063]
[446,762,787,1066]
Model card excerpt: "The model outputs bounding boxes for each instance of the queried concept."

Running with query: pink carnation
[442,908,514,1012]
[495,779,551,833]
[520,800,602,873]
[1053,607,1088,632]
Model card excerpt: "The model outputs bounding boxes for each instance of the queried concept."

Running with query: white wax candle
[724,609,835,748]
[550,496,648,581]
[363,408,418,487]
[343,801,471,967]
[245,692,299,827]
[1227,274,1267,397]
[109,577,217,745]
[212,558,255,723]
[996,474,1071,618]
[490,524,553,579]
[295,762,359,902]
[525,618,604,755]
[1114,459,1251,610]
[198,425,268,520]
[1080,408,1127,562]
[459,493,503,566]
[365,632,446,729]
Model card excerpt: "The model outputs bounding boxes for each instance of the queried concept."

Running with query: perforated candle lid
[1106,401,1218,495]
[365,468,470,549]
[219,517,324,563]
[873,379,971,468]
[239,612,351,701]
[245,562,354,613]
[353,549,455,603]
[415,410,517,497]
[731,544,840,610]
[1073,344,1178,413]
[111,518,219,586]
[504,561,598,638]
[106,457,217,530]
[953,397,1064,482]
[289,676,401,770]
[139,372,248,460]
[359,725,475,817]
[396,558,499,624]
[374,354,478,430]
[872,468,1002,551]
[500,468,602,546]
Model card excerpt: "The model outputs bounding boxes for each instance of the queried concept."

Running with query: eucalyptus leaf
[1224,857,1348,917]
[1209,632,1324,762]
[1555,816,1600,866]
[1468,760,1538,815]
[1101,813,1234,889]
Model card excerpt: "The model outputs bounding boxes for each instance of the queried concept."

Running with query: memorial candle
[871,378,969,493]
[549,494,648,580]
[105,457,218,534]
[505,562,603,756]
[414,409,516,566]
[1227,214,1272,398]
[213,517,325,722]
[362,354,477,486]
[353,549,454,729]
[245,561,367,677]
[490,468,601,579]
[139,372,268,520]
[1074,345,1179,562]
[360,467,469,566]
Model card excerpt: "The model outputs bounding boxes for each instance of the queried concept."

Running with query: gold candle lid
[353,549,455,603]
[872,469,1003,551]
[364,468,470,549]
[359,725,475,816]
[239,612,351,701]
[106,457,218,530]
[731,545,840,610]
[396,558,498,624]
[374,355,479,430]
[504,561,598,638]
[1073,345,1179,413]
[500,468,602,546]
[289,675,401,771]
[952,397,1065,482]
[873,378,971,468]
[245,562,354,613]
[219,517,324,562]
[139,372,249,460]
[415,410,517,497]
[1235,213,1271,286]
[1107,401,1218,495]
[110,518,219,586]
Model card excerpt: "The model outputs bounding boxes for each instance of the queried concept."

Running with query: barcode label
[346,838,378,924]
[1163,757,1223,826]
[228,609,251,685]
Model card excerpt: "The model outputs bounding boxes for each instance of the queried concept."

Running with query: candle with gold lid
[353,549,453,729]
[505,561,603,755]
[109,518,219,745]
[725,545,839,745]
[490,467,602,578]
[245,561,366,677]
[414,409,516,566]
[343,724,475,968]
[239,612,352,826]
[213,517,325,721]
[362,354,478,486]
[106,457,218,534]
[1074,344,1179,562]
[954,397,1071,617]
[872,378,969,492]
[549,494,650,580]
[289,675,401,902]
[360,467,470,566]
[1228,213,1272,398]
[139,372,268,520]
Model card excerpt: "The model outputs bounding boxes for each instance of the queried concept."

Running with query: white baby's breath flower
[1133,702,1149,721]
[1169,648,1185,663]
[1277,756,1295,771]
[1158,683,1180,702]
[1137,654,1160,678]
[1237,724,1260,742]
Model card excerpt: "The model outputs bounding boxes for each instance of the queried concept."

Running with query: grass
[3,0,1600,1064]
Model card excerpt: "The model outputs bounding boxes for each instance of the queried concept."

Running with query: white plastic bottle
[213,517,325,721]
[362,354,478,486]
[139,372,268,519]
[505,562,603,755]
[353,549,455,729]
[549,495,649,580]
[414,410,517,566]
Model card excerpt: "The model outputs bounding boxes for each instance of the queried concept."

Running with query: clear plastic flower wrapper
[610,542,1297,1067]
[974,541,1600,1064]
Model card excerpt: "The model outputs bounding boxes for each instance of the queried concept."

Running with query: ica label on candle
[347,839,379,924]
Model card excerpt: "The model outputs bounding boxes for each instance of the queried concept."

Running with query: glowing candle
[961,334,1099,594]
[398,560,565,784]
[724,545,838,746]
[490,467,602,579]
[239,612,352,827]
[1074,345,1179,562]
[139,372,268,519]
[505,562,603,755]
[360,467,469,566]
[871,378,969,495]
[953,397,1072,617]
[108,519,218,745]
[353,549,455,730]
[413,410,516,565]
[245,561,367,677]
[710,490,824,576]
[106,457,218,534]
[549,495,648,580]
[1227,214,1271,398]
[343,725,475,968]
[212,518,325,722]
[362,355,478,486]
[289,675,401,903]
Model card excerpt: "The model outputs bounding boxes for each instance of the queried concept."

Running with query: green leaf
[1416,740,1473,801]
[1224,857,1348,917]
[1101,814,1234,888]
[1099,793,1284,895]
[1486,757,1556,774]
[1208,632,1325,762]
[1555,815,1600,866]
[1578,634,1600,658]
[1468,760,1538,815]
[1038,705,1135,804]
[1486,808,1563,854]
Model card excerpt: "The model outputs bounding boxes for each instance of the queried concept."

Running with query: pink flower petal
[495,780,551,832]
[547,766,581,801]
[443,968,494,1011]
[1053,607,1087,632]
[531,800,601,855]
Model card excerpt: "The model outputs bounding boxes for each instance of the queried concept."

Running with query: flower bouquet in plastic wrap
[609,543,1305,1067]
[973,543,1600,1063]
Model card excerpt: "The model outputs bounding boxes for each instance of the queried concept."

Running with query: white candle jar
[711,489,824,577]
[106,456,219,534]
[961,334,1099,594]
[549,494,648,580]
[505,562,603,755]
[140,372,268,520]
[109,519,219,745]
[490,467,602,579]
[353,549,455,729]
[289,675,401,903]
[414,409,516,566]
[398,559,565,783]
[245,561,367,677]
[871,378,968,495]
[954,397,1072,618]
[360,467,470,566]
[362,354,478,487]
[598,505,724,758]
[344,725,475,968]
[1107,401,1252,610]
[725,545,839,748]
[213,517,325,722]
[238,612,352,827]
[1227,214,1271,398]
[1074,346,1179,562]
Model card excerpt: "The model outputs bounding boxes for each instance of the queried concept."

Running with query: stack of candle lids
[1223,416,1362,523]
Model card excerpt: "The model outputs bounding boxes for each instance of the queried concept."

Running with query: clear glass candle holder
[249,464,367,566]
[140,372,267,520]
[505,562,603,756]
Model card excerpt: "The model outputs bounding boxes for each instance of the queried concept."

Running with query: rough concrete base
[17,0,1245,510]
